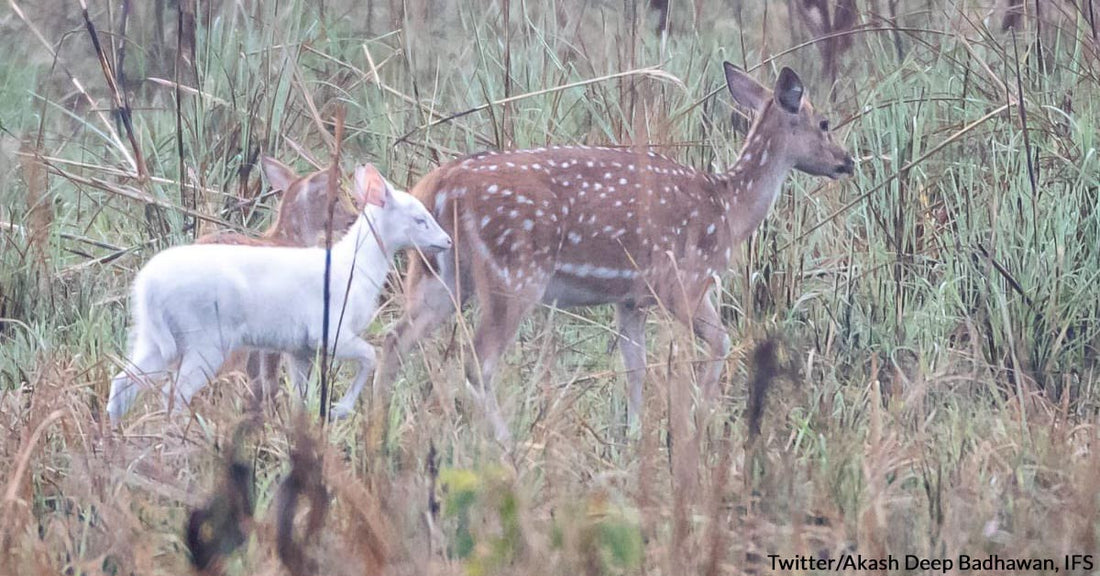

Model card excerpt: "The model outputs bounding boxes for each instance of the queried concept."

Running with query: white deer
[107,164,452,425]
[372,64,854,441]
[196,157,364,407]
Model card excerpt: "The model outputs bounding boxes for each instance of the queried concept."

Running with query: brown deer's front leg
[465,289,540,444]
[669,286,731,403]
[692,297,731,402]
[372,269,459,416]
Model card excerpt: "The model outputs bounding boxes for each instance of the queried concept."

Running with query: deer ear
[260,156,298,192]
[774,67,804,114]
[352,164,387,208]
[724,62,770,111]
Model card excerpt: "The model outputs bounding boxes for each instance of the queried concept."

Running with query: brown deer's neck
[714,125,793,242]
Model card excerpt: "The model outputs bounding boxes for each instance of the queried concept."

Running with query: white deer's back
[132,243,356,353]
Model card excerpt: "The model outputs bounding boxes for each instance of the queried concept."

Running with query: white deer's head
[352,164,452,253]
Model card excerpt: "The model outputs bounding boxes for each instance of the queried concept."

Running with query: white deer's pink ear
[352,164,387,208]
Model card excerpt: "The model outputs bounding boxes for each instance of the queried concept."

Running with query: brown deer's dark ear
[774,67,804,114]
[724,61,770,111]
[260,156,299,192]
[352,164,387,208]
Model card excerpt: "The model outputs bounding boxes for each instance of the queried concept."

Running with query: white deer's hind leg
[615,302,648,432]
[162,346,224,417]
[108,339,170,426]
[331,337,377,419]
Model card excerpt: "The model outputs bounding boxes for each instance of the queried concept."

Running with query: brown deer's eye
[819,119,830,131]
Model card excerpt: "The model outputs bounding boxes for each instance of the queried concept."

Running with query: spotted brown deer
[374,64,854,441]
[195,157,362,407]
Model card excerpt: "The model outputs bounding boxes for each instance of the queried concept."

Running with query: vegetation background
[2,0,1099,574]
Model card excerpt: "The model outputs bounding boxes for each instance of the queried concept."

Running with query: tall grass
[2,0,1099,574]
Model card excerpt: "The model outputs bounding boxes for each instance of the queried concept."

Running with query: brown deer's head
[723,63,854,180]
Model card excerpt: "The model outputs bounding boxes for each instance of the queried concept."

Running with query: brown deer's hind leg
[615,302,648,430]
[241,350,282,412]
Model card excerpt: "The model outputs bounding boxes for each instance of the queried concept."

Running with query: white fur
[107,170,451,425]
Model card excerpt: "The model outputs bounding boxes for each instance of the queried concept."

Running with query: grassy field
[2,0,1100,574]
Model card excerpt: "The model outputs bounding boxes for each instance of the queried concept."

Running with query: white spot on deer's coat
[535,209,544,217]
[522,219,534,231]
[532,163,541,170]
[742,153,753,162]
[568,231,582,244]
[619,178,628,185]
[706,223,716,235]
[593,183,603,191]
[487,184,499,193]
[480,216,491,229]
[509,210,519,219]
[760,149,769,165]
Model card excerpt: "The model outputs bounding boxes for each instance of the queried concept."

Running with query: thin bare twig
[78,0,147,179]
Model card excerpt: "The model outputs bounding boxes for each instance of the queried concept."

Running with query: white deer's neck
[719,128,793,242]
[330,210,392,297]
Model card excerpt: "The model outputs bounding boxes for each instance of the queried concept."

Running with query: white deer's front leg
[331,337,377,419]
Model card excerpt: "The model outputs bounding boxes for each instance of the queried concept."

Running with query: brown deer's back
[415,146,735,305]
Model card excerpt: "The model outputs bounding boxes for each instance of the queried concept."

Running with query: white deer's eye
[416,217,429,229]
